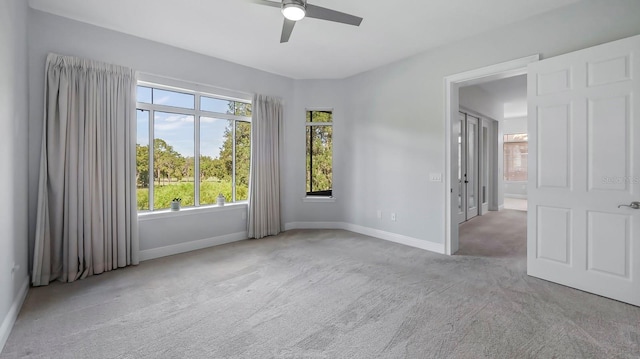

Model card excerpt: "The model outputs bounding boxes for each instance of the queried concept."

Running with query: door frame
[443,55,539,255]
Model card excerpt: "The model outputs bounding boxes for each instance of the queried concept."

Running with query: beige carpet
[2,214,639,358]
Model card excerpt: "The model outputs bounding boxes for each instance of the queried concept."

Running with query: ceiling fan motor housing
[282,0,306,8]
[281,0,306,21]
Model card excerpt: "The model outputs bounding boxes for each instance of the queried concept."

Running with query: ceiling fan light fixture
[282,3,306,21]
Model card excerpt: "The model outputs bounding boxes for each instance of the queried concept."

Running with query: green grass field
[137,180,248,210]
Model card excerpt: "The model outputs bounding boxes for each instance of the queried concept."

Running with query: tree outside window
[306,110,333,197]
[136,84,251,211]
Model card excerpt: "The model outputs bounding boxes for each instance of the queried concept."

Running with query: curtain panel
[32,53,139,286]
[248,94,282,239]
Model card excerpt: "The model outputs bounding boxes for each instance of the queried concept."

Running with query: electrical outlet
[376,210,382,219]
[429,173,443,182]
[391,213,397,222]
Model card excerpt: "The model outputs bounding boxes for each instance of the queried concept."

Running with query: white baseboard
[498,205,505,210]
[0,277,29,353]
[140,232,248,261]
[284,222,342,231]
[505,194,528,199]
[284,222,445,255]
[342,223,446,254]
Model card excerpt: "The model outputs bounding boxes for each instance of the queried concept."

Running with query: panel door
[466,115,479,219]
[527,35,640,306]
[457,113,466,224]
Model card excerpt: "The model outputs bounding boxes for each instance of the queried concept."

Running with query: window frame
[136,80,252,212]
[503,133,528,182]
[305,108,334,198]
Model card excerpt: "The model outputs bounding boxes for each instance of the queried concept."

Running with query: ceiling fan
[249,0,363,43]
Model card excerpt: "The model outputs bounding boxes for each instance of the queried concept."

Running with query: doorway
[444,55,539,255]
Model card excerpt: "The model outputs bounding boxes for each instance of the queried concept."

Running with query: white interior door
[466,115,479,219]
[481,120,490,214]
[458,112,480,223]
[457,113,466,224]
[527,35,640,306]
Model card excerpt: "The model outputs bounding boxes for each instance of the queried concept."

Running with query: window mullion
[195,94,201,206]
[149,109,155,211]
[194,95,201,207]
[232,120,237,202]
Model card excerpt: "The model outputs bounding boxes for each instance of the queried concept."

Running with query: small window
[504,133,528,182]
[306,110,333,197]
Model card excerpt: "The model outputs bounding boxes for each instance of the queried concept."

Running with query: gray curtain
[32,53,139,286]
[248,94,282,239]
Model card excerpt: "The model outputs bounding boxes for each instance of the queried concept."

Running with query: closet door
[466,115,479,219]
[480,120,490,214]
[457,112,466,224]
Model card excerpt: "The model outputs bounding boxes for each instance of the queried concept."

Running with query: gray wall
[24,0,640,257]
[341,0,640,245]
[282,80,347,226]
[503,117,527,135]
[0,0,29,347]
[27,10,296,257]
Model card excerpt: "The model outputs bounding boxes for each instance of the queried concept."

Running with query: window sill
[138,202,247,221]
[303,197,336,203]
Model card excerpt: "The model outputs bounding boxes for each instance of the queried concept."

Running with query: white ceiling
[477,74,527,118]
[28,0,580,79]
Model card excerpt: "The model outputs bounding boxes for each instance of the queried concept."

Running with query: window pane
[201,96,233,114]
[136,110,150,210]
[200,117,232,205]
[235,121,251,201]
[504,142,528,181]
[152,88,194,109]
[153,111,195,209]
[234,102,252,117]
[306,110,333,123]
[306,124,333,196]
[137,86,152,104]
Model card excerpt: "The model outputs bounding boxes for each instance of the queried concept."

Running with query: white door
[457,113,466,224]
[466,115,479,219]
[457,112,480,223]
[527,35,640,306]
[480,119,490,214]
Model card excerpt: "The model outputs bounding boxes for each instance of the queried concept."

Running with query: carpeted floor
[2,211,639,358]
[504,197,528,212]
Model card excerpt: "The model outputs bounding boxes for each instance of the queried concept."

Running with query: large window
[136,83,251,211]
[306,110,333,197]
[503,133,528,182]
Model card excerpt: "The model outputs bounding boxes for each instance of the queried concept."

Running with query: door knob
[618,201,640,209]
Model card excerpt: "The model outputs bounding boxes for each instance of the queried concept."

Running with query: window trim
[136,78,252,213]
[305,108,334,199]
[503,133,528,182]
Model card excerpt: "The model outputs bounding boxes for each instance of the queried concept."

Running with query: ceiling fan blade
[280,19,296,43]
[305,4,363,26]
[247,0,281,8]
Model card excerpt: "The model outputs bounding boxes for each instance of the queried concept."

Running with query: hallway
[457,209,527,258]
